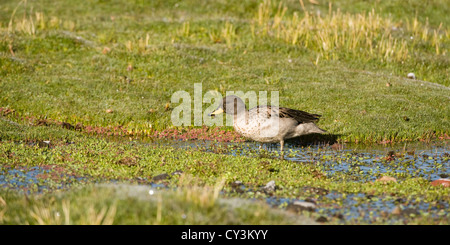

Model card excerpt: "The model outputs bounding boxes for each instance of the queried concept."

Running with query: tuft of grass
[252,0,447,66]
[0,183,315,225]
[7,0,76,35]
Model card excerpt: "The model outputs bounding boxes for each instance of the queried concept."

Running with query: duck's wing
[277,107,321,123]
[252,105,321,124]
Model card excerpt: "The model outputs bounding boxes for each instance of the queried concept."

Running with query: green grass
[0,183,317,225]
[0,118,449,224]
[0,0,449,225]
[0,0,448,143]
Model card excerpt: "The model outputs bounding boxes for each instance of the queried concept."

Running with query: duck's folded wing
[254,105,321,123]
[279,107,321,123]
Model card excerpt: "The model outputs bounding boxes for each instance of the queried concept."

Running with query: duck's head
[209,95,246,116]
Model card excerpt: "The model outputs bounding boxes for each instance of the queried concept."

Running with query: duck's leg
[280,140,285,160]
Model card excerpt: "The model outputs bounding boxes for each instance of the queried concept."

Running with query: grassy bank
[0,0,448,143]
[0,183,318,225]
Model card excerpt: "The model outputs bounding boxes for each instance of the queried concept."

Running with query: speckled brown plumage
[254,105,321,124]
[210,95,326,152]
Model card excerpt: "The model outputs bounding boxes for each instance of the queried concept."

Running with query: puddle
[282,142,449,182]
[227,178,450,223]
[138,138,449,223]
[0,165,85,193]
[265,191,450,224]
[136,138,449,182]
[1,136,448,223]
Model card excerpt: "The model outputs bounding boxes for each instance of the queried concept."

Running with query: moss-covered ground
[0,0,448,225]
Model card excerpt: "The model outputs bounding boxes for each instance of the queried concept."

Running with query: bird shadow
[284,133,343,147]
[256,133,344,160]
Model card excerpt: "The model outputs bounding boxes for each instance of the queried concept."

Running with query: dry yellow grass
[251,0,447,63]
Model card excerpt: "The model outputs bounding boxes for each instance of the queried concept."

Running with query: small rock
[287,200,317,212]
[430,178,450,187]
[376,176,397,184]
[262,180,276,192]
[407,73,416,79]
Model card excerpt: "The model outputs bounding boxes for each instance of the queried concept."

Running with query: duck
[209,95,326,151]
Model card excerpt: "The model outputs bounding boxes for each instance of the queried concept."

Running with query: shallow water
[146,139,449,182]
[0,165,84,193]
[144,138,450,223]
[1,137,448,223]
[0,166,47,189]
[265,191,449,223]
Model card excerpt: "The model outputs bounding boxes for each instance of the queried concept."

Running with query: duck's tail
[295,122,327,136]
[311,125,327,134]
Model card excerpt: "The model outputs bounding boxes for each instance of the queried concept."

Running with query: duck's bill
[208,108,224,116]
